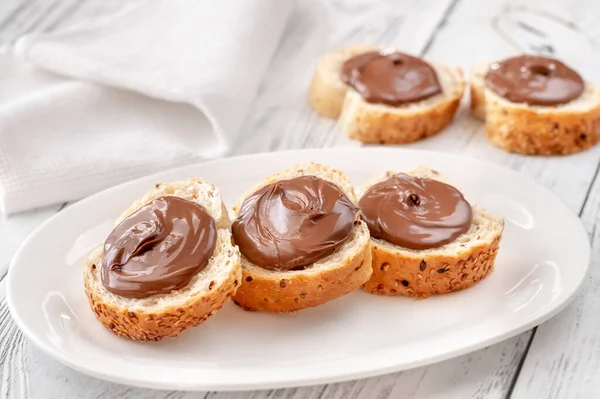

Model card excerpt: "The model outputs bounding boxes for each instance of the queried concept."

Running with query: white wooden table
[1,0,599,397]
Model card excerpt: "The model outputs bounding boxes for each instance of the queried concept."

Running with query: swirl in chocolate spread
[484,55,584,106]
[232,176,358,271]
[340,50,442,106]
[102,196,217,299]
[359,174,472,250]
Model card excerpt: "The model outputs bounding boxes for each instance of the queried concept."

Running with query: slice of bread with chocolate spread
[470,55,600,155]
[358,166,504,298]
[231,162,372,313]
[84,179,241,341]
[308,44,465,144]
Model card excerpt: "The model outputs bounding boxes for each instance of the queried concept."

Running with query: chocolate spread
[341,50,442,106]
[484,55,584,106]
[101,196,217,299]
[232,176,357,270]
[359,174,472,250]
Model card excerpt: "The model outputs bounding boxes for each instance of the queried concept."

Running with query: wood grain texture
[402,0,600,213]
[232,0,457,156]
[0,0,600,398]
[0,1,33,40]
[403,1,600,398]
[0,280,29,399]
[0,0,67,44]
[0,0,133,278]
[510,171,600,399]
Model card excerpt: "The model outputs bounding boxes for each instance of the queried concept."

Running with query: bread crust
[359,167,503,298]
[484,90,600,155]
[469,62,600,155]
[83,179,241,341]
[231,162,373,313]
[469,63,487,121]
[308,44,465,144]
[470,85,486,121]
[363,236,500,298]
[308,44,378,119]
[339,83,463,144]
[84,248,240,341]
[233,223,372,312]
[308,65,345,119]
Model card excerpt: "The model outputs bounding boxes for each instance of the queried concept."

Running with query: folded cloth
[0,0,294,213]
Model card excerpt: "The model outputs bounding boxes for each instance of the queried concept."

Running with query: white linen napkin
[0,0,294,213]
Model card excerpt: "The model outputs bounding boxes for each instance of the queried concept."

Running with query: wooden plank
[0,0,60,44]
[0,1,32,40]
[315,335,528,399]
[0,0,461,398]
[406,0,600,212]
[0,0,125,280]
[509,170,600,398]
[0,0,137,44]
[0,279,211,399]
[0,0,134,280]
[56,0,144,28]
[228,0,600,398]
[205,335,529,399]
[32,0,85,33]
[1,0,599,398]
[223,0,600,397]
[402,1,600,398]
[231,0,457,155]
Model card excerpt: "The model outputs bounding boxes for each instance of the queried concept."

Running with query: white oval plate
[7,148,590,391]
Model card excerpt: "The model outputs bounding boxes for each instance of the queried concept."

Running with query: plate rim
[6,147,592,391]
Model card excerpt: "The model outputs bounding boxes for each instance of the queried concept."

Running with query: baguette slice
[470,61,600,155]
[469,61,489,121]
[308,43,378,119]
[359,166,504,298]
[84,179,242,341]
[231,162,372,313]
[308,44,465,144]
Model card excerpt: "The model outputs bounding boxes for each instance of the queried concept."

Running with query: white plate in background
[7,148,590,391]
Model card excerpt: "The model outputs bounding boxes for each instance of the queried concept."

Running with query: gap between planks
[505,158,600,398]
[0,0,461,398]
[3,0,599,398]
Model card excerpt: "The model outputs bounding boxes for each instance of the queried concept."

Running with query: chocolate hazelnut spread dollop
[102,196,217,299]
[341,50,442,106]
[484,55,584,106]
[359,174,472,250]
[232,176,357,271]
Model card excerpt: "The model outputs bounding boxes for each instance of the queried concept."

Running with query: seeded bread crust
[233,224,371,312]
[470,62,600,155]
[469,62,488,121]
[84,244,240,341]
[231,162,372,313]
[359,167,504,298]
[83,179,242,341]
[308,44,465,144]
[365,229,501,298]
